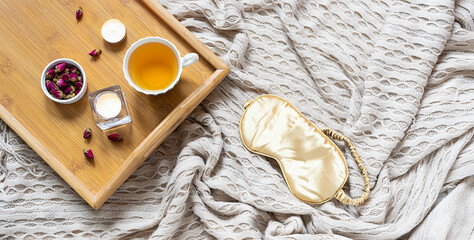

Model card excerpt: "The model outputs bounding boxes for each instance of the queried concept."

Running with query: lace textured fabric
[1,0,474,239]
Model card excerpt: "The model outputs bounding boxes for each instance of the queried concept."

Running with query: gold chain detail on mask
[321,128,371,205]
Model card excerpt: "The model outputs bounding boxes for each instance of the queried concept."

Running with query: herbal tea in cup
[123,37,199,95]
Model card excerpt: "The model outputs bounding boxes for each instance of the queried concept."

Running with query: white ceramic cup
[41,58,87,104]
[123,37,199,95]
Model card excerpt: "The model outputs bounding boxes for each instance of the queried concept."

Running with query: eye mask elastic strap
[321,128,371,205]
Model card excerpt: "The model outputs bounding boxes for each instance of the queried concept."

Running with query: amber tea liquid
[128,43,179,91]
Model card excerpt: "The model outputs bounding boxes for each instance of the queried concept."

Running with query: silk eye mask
[239,95,370,205]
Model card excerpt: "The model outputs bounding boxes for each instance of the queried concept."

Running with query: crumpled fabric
[1,0,473,239]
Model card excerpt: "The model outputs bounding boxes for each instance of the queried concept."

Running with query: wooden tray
[0,0,229,209]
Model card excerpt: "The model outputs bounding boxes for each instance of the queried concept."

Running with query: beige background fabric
[1,0,474,239]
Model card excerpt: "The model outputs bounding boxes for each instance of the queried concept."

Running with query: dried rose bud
[45,80,58,92]
[62,73,70,81]
[83,128,91,139]
[83,148,94,159]
[65,68,71,74]
[75,82,82,95]
[71,67,78,73]
[50,89,65,99]
[89,49,102,57]
[54,62,66,73]
[76,7,83,20]
[63,85,76,94]
[65,93,76,99]
[52,77,58,83]
[46,68,55,79]
[70,72,78,82]
[77,76,83,83]
[107,134,122,142]
[57,78,68,88]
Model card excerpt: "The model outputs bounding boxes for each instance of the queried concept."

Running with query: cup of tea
[123,37,199,95]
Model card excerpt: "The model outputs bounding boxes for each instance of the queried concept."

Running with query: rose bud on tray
[83,128,92,139]
[107,134,122,142]
[89,49,102,57]
[83,148,94,159]
[76,7,83,20]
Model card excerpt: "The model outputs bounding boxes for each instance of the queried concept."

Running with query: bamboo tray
[0,0,229,209]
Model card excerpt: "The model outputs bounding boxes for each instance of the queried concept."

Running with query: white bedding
[1,0,473,239]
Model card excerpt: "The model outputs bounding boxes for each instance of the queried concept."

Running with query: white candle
[95,92,122,119]
[101,19,126,43]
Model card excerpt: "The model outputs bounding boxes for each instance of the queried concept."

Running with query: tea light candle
[95,92,122,119]
[101,19,126,43]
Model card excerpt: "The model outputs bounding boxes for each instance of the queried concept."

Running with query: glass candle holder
[88,85,131,130]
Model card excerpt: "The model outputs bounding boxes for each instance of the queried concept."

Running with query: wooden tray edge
[0,104,97,207]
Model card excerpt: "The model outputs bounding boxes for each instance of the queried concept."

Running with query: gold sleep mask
[240,95,370,205]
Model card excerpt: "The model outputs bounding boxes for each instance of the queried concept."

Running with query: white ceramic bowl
[41,58,87,104]
[123,37,198,95]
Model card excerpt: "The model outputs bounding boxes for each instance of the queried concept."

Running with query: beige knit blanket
[1,0,474,239]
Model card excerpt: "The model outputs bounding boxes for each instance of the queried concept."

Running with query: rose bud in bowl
[41,58,87,104]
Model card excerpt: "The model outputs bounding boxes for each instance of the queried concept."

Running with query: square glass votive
[88,85,132,130]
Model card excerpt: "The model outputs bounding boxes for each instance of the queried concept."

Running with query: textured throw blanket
[1,0,474,239]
